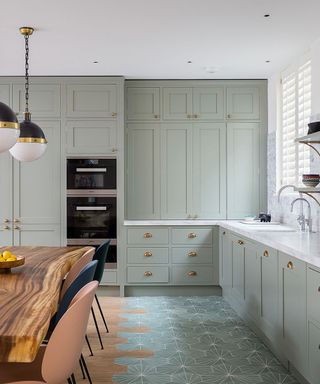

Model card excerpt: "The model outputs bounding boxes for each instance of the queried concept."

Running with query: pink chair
[0,280,98,384]
[60,248,95,300]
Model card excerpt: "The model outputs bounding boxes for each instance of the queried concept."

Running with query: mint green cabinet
[308,321,320,384]
[0,84,10,105]
[163,88,192,120]
[227,122,260,218]
[161,123,192,218]
[279,252,307,376]
[244,241,260,323]
[126,87,160,121]
[0,153,13,246]
[227,87,260,120]
[230,234,245,302]
[126,123,160,219]
[219,229,232,291]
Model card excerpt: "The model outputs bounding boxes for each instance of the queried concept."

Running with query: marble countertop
[123,219,320,269]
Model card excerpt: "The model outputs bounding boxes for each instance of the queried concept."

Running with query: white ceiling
[1,0,320,79]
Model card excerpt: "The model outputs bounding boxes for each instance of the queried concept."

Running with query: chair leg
[95,293,109,333]
[81,353,93,384]
[79,357,86,379]
[67,378,73,384]
[91,306,104,350]
[71,373,77,384]
[85,334,94,356]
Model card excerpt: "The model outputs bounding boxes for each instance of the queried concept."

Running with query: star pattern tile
[113,296,299,384]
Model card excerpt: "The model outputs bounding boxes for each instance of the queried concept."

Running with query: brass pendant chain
[24,34,30,113]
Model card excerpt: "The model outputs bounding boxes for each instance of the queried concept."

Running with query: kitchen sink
[238,222,296,232]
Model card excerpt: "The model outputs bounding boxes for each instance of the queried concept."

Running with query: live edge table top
[0,245,94,363]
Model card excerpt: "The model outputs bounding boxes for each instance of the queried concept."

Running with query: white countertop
[123,219,320,269]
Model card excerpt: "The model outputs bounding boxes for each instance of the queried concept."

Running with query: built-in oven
[67,158,117,267]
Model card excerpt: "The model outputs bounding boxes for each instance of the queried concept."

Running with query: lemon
[6,257,16,262]
[0,257,6,262]
[3,250,12,260]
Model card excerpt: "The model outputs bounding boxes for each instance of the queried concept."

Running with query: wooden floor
[75,296,153,384]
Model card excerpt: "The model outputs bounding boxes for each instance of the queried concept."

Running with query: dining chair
[0,280,98,384]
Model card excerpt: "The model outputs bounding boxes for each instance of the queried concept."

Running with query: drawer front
[307,267,320,323]
[127,227,169,245]
[172,228,212,245]
[127,266,169,283]
[172,265,214,284]
[127,247,169,264]
[101,270,117,284]
[172,247,213,264]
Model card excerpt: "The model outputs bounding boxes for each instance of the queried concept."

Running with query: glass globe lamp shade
[9,113,47,162]
[0,101,20,153]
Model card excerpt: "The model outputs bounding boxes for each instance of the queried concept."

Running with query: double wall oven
[67,158,117,263]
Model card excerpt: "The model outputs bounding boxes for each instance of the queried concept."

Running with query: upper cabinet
[163,86,224,120]
[126,87,160,121]
[226,87,260,120]
[66,84,118,118]
[13,83,61,118]
[0,84,10,105]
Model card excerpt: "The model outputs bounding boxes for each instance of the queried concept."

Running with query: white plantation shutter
[280,57,311,186]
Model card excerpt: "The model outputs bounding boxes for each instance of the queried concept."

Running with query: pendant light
[10,27,47,162]
[0,102,20,153]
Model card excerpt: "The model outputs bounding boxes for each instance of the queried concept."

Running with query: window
[280,56,311,186]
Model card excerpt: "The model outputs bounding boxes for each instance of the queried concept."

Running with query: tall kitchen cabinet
[125,80,267,220]
[0,80,61,246]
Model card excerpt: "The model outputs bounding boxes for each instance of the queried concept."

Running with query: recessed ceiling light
[187,60,192,64]
[264,14,270,18]
[93,61,99,64]
[265,60,270,63]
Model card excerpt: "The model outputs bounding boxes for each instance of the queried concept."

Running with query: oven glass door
[67,159,116,190]
[67,196,116,239]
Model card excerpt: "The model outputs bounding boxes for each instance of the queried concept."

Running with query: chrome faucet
[277,184,297,202]
[290,197,312,232]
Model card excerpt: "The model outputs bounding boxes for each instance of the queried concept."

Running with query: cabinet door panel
[227,87,260,120]
[219,230,232,290]
[126,124,160,219]
[193,123,226,218]
[161,124,192,218]
[0,84,10,105]
[126,87,160,120]
[308,321,320,384]
[163,88,192,120]
[307,267,320,324]
[14,225,60,246]
[66,120,117,154]
[231,235,245,302]
[0,153,13,245]
[279,252,307,376]
[244,241,260,323]
[227,122,260,218]
[13,84,61,118]
[66,84,117,118]
[13,121,61,245]
[193,87,224,120]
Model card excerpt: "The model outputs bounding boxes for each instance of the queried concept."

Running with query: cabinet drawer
[101,270,117,284]
[127,247,169,264]
[307,267,320,322]
[171,228,212,245]
[127,227,169,245]
[127,266,169,283]
[172,265,214,284]
[172,247,213,264]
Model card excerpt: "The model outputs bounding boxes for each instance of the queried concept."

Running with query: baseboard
[124,285,222,297]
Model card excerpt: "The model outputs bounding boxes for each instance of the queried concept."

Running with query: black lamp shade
[0,102,19,126]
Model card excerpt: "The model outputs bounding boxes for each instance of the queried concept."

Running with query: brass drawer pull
[187,271,197,277]
[144,271,153,277]
[144,251,153,257]
[188,232,197,239]
[3,219,9,223]
[188,251,197,257]
[154,114,159,119]
[238,240,244,245]
[263,250,269,257]
[194,114,198,118]
[13,218,20,223]
[287,261,293,270]
[3,225,10,230]
[14,226,20,230]
[143,232,152,238]
[111,112,117,117]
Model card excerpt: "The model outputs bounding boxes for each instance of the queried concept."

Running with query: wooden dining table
[0,245,94,363]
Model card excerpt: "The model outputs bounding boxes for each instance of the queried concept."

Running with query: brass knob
[14,226,20,230]
[112,148,117,153]
[188,251,197,257]
[222,231,226,235]
[3,225,10,230]
[227,113,231,118]
[238,240,244,245]
[188,232,197,239]
[143,232,152,238]
[194,114,198,118]
[154,114,159,119]
[111,112,117,117]
[13,218,20,223]
[187,271,197,277]
[3,219,9,223]
[144,251,153,257]
[144,271,153,277]
[287,261,293,270]
[263,250,269,257]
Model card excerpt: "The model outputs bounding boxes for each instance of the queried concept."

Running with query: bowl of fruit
[0,250,25,274]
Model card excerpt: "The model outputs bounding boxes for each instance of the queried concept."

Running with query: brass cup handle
[187,271,197,277]
[111,112,117,117]
[13,219,20,223]
[188,232,197,239]
[14,226,20,230]
[154,114,159,119]
[3,225,10,230]
[238,240,244,245]
[144,271,153,277]
[112,148,118,153]
[3,219,9,223]
[144,251,153,257]
[143,232,153,238]
[263,250,269,257]
[287,261,293,270]
[188,251,197,257]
